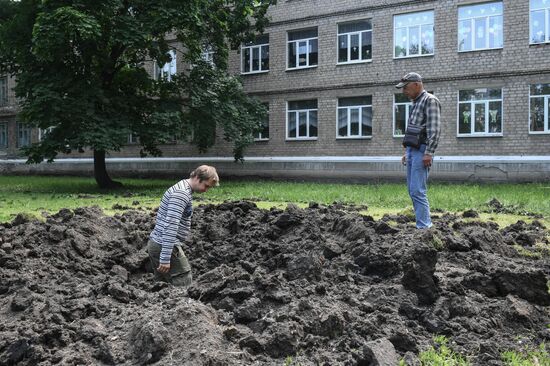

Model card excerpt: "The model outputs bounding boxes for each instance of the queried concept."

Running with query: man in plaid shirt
[396,72,441,229]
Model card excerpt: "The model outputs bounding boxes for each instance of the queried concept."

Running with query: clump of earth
[0,202,549,365]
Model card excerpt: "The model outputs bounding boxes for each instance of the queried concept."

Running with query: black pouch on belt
[402,124,425,148]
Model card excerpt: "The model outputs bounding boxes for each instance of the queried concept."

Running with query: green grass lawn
[0,175,548,227]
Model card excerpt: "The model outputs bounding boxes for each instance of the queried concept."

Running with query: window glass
[254,104,269,140]
[288,28,317,41]
[288,28,318,68]
[530,10,546,43]
[338,20,373,63]
[394,11,434,58]
[242,34,269,74]
[0,122,7,148]
[338,96,372,106]
[421,24,434,54]
[458,103,472,134]
[17,123,31,148]
[288,100,318,110]
[362,31,372,59]
[338,109,347,136]
[155,50,177,81]
[530,83,550,95]
[458,2,503,51]
[529,83,550,133]
[530,97,545,131]
[394,28,408,57]
[394,104,407,136]
[288,112,297,138]
[287,100,318,139]
[243,48,251,72]
[309,111,318,137]
[0,76,7,106]
[458,88,502,135]
[338,21,371,33]
[488,101,502,133]
[337,96,372,137]
[288,43,297,68]
[361,107,372,136]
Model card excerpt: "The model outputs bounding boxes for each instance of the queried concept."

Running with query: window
[287,28,318,69]
[458,2,503,52]
[530,83,550,133]
[0,122,7,149]
[17,122,31,147]
[201,45,215,65]
[531,0,550,44]
[393,92,435,136]
[242,34,269,74]
[155,49,177,81]
[337,96,372,138]
[394,11,434,58]
[458,89,503,136]
[38,127,54,141]
[127,133,139,144]
[254,104,269,141]
[394,94,413,136]
[0,76,7,106]
[338,20,372,63]
[287,99,318,139]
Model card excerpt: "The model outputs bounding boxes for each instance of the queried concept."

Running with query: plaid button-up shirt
[407,90,441,155]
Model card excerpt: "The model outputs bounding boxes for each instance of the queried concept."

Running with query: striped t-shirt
[149,179,193,264]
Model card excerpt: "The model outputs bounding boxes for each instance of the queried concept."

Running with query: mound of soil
[1,202,549,365]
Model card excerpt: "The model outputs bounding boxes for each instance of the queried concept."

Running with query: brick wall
[225,0,550,157]
[1,0,549,160]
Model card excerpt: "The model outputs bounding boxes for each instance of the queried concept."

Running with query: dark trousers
[147,239,192,287]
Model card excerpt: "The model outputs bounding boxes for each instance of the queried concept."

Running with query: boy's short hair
[190,165,219,186]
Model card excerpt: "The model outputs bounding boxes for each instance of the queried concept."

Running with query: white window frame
[337,21,373,64]
[529,84,550,134]
[393,91,434,136]
[457,89,503,137]
[154,49,177,81]
[287,29,318,70]
[201,45,215,65]
[0,122,7,149]
[458,2,503,52]
[38,127,54,141]
[127,133,139,144]
[16,122,32,148]
[336,98,372,139]
[393,10,435,59]
[530,0,550,44]
[393,98,412,137]
[286,101,318,140]
[0,76,7,106]
[241,36,269,75]
[254,104,270,141]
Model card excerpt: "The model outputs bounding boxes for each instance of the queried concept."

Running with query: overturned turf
[0,202,549,365]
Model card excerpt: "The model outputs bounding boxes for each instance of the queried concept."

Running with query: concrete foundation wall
[1,157,549,183]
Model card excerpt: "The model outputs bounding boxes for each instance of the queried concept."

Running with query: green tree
[0,0,273,188]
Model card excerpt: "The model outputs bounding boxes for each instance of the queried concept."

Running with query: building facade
[1,0,550,181]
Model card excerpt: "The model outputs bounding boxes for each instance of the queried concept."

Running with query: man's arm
[425,97,441,156]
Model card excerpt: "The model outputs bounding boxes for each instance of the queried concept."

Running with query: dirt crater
[0,202,549,365]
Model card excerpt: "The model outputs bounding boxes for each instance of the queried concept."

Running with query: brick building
[1,0,550,181]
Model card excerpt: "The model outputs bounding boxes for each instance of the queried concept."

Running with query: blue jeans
[406,144,432,229]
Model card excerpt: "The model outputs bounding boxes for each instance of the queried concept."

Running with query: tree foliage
[0,0,273,187]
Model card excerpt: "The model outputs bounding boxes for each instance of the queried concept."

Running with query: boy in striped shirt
[147,165,219,287]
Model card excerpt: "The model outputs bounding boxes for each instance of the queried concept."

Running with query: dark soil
[1,202,549,365]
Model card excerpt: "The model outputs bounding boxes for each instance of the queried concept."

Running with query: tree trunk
[93,149,122,189]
